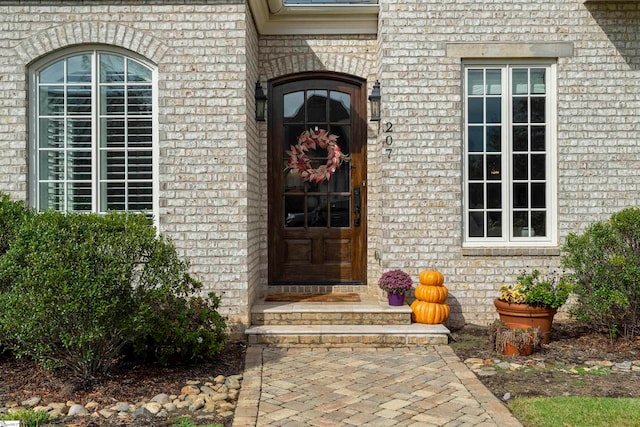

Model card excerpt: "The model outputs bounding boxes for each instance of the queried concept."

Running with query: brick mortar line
[435,345,523,427]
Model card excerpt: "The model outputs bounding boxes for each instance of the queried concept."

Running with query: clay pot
[494,299,557,344]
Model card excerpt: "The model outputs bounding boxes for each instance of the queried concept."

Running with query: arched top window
[30,48,157,214]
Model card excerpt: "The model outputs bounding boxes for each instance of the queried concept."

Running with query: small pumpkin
[410,300,450,324]
[419,270,444,287]
[415,284,448,304]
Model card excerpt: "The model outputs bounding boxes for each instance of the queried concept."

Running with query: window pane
[39,86,64,115]
[284,92,305,122]
[101,182,125,211]
[512,97,528,123]
[468,70,484,95]
[486,155,501,180]
[102,119,125,148]
[127,86,152,115]
[468,155,483,180]
[128,119,153,148]
[127,59,152,82]
[468,98,483,123]
[100,54,125,83]
[531,154,546,180]
[531,126,546,151]
[486,98,501,123]
[67,182,92,211]
[468,183,484,209]
[469,212,484,237]
[531,69,546,94]
[39,182,64,210]
[40,61,64,84]
[66,55,92,83]
[531,211,547,237]
[486,126,501,152]
[67,151,92,181]
[531,183,546,208]
[309,195,328,227]
[513,183,528,208]
[513,154,528,180]
[101,86,124,114]
[127,181,153,211]
[68,119,92,148]
[468,127,483,152]
[128,150,153,180]
[513,126,528,151]
[486,70,501,95]
[513,211,531,237]
[531,97,546,123]
[512,69,528,94]
[39,118,64,148]
[67,86,92,115]
[487,183,501,209]
[103,150,125,180]
[329,91,350,122]
[39,150,64,181]
[487,211,502,237]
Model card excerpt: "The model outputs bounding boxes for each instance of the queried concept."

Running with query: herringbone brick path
[233,346,522,426]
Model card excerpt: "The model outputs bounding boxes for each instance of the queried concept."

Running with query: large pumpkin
[415,284,448,304]
[411,300,450,324]
[419,270,444,287]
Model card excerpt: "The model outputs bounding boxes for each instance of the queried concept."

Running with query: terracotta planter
[494,298,557,344]
[502,339,535,356]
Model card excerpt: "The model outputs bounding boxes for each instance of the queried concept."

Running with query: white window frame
[462,60,558,248]
[29,46,159,219]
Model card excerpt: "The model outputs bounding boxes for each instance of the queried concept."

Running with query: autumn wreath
[285,129,348,183]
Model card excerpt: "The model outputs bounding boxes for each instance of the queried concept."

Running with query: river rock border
[0,374,242,423]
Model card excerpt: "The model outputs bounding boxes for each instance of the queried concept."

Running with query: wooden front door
[268,73,367,285]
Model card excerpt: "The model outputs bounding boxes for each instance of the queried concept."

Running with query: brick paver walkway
[233,346,522,426]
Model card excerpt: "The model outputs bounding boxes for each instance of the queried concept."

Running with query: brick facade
[0,0,638,333]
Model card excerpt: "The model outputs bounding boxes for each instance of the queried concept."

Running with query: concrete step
[251,296,412,326]
[245,324,450,347]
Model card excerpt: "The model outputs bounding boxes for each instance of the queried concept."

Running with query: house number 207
[384,121,393,159]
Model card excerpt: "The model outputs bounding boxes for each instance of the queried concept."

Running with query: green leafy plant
[0,409,50,427]
[498,269,572,309]
[561,207,640,340]
[0,210,227,380]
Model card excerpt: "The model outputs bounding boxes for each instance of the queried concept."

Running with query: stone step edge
[245,323,450,336]
[251,303,413,314]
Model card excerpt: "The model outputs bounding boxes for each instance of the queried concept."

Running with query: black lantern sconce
[255,80,267,122]
[368,80,381,122]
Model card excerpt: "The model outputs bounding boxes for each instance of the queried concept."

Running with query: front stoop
[245,295,450,346]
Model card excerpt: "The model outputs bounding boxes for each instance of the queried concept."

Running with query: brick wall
[0,1,253,330]
[377,0,640,326]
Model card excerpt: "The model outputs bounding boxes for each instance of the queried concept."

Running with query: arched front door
[268,73,367,286]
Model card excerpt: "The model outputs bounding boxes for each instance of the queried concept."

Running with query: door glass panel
[306,90,327,122]
[330,91,350,122]
[330,195,350,227]
[284,91,305,122]
[308,195,327,227]
[284,195,305,227]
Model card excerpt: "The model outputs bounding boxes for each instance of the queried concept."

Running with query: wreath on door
[285,129,348,183]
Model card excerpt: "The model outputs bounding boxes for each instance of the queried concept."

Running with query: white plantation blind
[36,51,154,213]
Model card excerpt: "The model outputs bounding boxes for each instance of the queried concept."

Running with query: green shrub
[0,210,227,379]
[561,208,640,340]
[0,408,50,427]
[0,193,33,281]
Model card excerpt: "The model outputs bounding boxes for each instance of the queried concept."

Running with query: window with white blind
[463,62,557,246]
[31,49,157,214]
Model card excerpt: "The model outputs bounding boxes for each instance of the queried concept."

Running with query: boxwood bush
[0,208,227,379]
[561,207,640,340]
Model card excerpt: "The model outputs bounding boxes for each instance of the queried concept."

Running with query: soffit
[248,0,378,35]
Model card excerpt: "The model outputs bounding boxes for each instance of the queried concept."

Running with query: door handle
[353,187,361,227]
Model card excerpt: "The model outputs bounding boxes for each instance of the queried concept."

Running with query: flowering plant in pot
[378,269,413,306]
[495,269,572,343]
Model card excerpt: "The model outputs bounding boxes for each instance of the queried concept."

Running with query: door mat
[264,293,361,303]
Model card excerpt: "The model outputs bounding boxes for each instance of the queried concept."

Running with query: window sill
[461,247,561,257]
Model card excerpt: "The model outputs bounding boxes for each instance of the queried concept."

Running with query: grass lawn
[509,396,640,427]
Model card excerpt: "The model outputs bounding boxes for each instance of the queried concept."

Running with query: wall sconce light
[255,81,267,122]
[368,80,381,122]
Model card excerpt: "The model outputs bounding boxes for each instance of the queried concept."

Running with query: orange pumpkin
[410,300,450,324]
[415,284,448,304]
[419,270,444,287]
